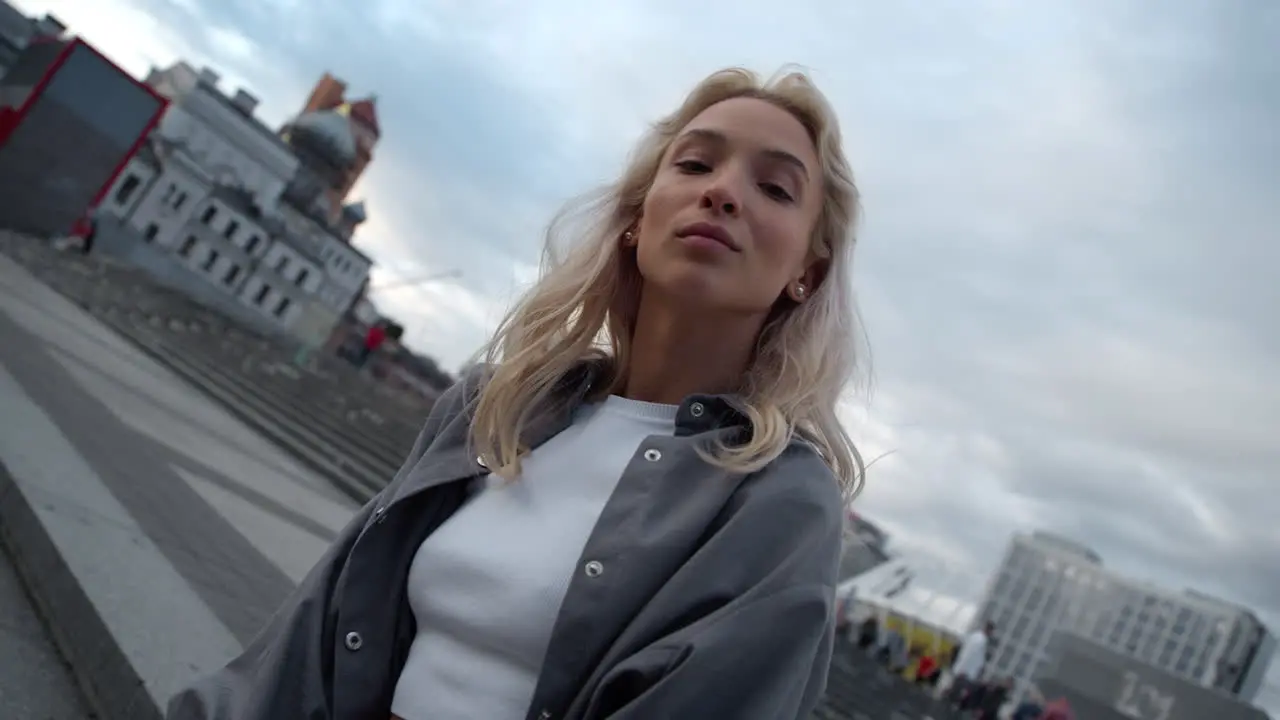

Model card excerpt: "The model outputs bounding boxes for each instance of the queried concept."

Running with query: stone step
[131,336,389,503]
[90,301,424,459]
[161,347,405,482]
[158,342,411,467]
[0,242,435,428]
[137,321,423,442]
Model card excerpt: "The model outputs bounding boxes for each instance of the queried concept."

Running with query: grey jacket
[167,362,845,720]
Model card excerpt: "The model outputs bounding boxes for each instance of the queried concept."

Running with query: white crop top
[389,395,678,719]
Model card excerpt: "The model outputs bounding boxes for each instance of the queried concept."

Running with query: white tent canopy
[838,555,979,636]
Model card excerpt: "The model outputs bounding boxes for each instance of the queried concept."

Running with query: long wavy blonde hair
[471,67,867,499]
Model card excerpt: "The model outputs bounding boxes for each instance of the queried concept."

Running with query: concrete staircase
[0,233,430,504]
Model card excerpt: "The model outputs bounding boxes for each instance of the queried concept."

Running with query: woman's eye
[676,159,711,173]
[761,183,794,203]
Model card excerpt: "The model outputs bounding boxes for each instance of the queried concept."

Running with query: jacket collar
[388,358,754,505]
[574,357,754,434]
[507,356,754,443]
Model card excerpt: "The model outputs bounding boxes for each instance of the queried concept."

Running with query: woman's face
[634,97,824,315]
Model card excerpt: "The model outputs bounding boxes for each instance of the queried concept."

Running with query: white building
[973,531,1276,704]
[182,186,322,330]
[96,60,374,347]
[349,295,381,327]
[100,141,305,329]
[109,139,206,243]
[143,62,298,209]
[276,197,372,330]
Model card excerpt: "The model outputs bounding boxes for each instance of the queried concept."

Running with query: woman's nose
[699,176,742,216]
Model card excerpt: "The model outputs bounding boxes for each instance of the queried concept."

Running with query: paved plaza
[0,539,92,719]
[0,250,363,718]
[0,233,428,504]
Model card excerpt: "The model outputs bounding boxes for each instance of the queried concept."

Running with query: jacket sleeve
[584,451,845,720]
[594,584,837,720]
[165,368,485,720]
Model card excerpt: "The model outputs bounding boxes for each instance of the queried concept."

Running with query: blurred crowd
[838,612,1075,720]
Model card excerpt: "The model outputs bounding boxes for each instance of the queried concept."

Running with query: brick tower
[298,72,380,206]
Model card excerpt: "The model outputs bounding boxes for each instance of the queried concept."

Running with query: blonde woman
[168,65,866,720]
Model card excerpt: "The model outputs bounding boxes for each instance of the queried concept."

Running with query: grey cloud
[846,5,1278,648]
[130,0,583,288]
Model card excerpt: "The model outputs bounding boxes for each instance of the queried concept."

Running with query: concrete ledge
[0,361,243,720]
[0,461,157,720]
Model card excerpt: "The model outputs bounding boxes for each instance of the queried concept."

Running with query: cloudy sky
[20,0,1279,706]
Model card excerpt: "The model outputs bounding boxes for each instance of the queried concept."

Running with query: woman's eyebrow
[677,127,809,177]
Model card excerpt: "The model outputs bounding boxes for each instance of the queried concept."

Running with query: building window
[224,220,239,241]
[201,206,217,224]
[223,264,241,286]
[202,249,220,272]
[274,297,291,317]
[275,254,289,272]
[254,283,271,305]
[295,268,309,287]
[143,224,159,242]
[115,175,141,205]
[244,234,260,254]
[173,191,188,210]
[179,236,197,257]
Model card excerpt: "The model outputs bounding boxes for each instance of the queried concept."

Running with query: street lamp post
[368,269,462,293]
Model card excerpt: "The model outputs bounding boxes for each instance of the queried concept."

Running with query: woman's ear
[622,217,642,247]
[787,258,828,302]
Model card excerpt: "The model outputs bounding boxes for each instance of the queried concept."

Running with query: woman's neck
[619,291,763,405]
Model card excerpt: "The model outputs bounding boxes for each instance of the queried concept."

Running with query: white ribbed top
[390,395,678,719]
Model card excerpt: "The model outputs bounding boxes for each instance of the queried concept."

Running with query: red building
[294,72,380,219]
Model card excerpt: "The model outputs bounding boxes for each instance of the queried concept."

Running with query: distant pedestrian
[915,653,939,687]
[1012,686,1045,720]
[80,210,98,255]
[355,322,386,367]
[976,676,1012,719]
[169,66,867,719]
[55,207,100,254]
[1012,699,1044,720]
[1039,698,1075,720]
[857,616,880,650]
[948,620,995,706]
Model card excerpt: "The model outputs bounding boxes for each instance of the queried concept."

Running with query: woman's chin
[645,268,730,306]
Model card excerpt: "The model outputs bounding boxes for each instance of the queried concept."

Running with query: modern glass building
[973,531,1275,707]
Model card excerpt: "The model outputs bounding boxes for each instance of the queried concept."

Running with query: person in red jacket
[356,323,386,367]
[1039,698,1075,720]
[915,653,939,687]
